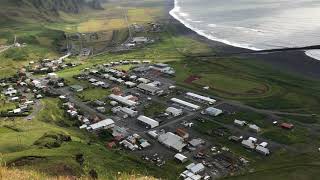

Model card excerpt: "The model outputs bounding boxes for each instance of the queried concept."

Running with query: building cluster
[26,54,75,74]
[3,55,295,180]
[119,133,151,151]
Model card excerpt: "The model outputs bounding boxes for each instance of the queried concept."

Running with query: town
[0,55,298,180]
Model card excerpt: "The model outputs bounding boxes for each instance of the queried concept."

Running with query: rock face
[21,0,103,13]
[0,0,104,22]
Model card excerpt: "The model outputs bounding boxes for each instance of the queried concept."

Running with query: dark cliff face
[27,0,103,13]
[0,0,104,23]
[3,0,103,14]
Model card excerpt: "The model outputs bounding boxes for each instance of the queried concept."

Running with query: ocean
[170,0,320,59]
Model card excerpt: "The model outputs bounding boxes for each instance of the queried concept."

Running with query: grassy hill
[0,0,103,24]
[0,166,157,180]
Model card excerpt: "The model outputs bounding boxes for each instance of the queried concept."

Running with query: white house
[88,119,115,131]
[166,107,183,117]
[203,107,223,116]
[174,153,188,163]
[170,98,200,111]
[249,124,261,133]
[137,115,159,128]
[234,119,246,126]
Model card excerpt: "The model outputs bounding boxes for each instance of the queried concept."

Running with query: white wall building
[174,153,188,163]
[170,98,201,111]
[185,92,216,104]
[166,107,183,117]
[203,107,223,116]
[88,119,115,131]
[108,94,137,107]
[137,115,159,128]
[158,132,186,152]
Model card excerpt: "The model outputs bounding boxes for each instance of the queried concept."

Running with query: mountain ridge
[0,0,104,23]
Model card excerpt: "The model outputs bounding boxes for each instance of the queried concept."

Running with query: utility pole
[14,35,17,45]
[123,8,132,40]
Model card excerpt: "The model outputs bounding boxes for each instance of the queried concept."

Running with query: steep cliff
[0,0,104,23]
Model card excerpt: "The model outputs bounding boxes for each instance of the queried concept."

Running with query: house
[111,106,128,119]
[234,119,246,126]
[32,80,42,88]
[121,107,138,117]
[185,92,216,104]
[186,163,205,174]
[13,108,22,114]
[120,140,138,151]
[137,83,161,95]
[108,94,137,107]
[129,75,137,80]
[112,126,129,139]
[124,81,137,88]
[228,135,243,142]
[137,78,150,84]
[241,139,255,149]
[166,107,183,117]
[149,63,175,75]
[259,142,268,148]
[10,97,19,101]
[4,87,17,96]
[189,138,205,147]
[79,124,88,129]
[170,98,200,111]
[70,85,84,92]
[89,78,97,83]
[255,145,270,155]
[88,119,115,131]
[281,123,294,130]
[137,115,159,128]
[174,153,188,163]
[47,73,58,79]
[248,137,258,143]
[132,37,148,44]
[203,107,223,116]
[176,128,189,139]
[158,132,186,152]
[249,124,261,133]
[96,107,106,113]
[147,130,159,139]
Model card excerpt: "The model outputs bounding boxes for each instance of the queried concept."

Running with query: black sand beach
[165,0,320,79]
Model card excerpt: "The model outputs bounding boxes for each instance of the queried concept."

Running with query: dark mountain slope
[0,0,103,23]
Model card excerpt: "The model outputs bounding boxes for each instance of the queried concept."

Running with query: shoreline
[165,0,320,79]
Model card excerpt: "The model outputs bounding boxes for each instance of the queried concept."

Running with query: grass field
[77,88,111,102]
[143,101,166,117]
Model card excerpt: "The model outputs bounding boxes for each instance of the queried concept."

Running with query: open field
[77,88,111,102]
[170,57,320,115]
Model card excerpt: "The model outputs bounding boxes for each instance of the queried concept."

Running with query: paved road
[0,45,12,53]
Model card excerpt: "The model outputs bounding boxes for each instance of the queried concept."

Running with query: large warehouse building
[170,98,201,111]
[137,115,159,128]
[186,92,216,104]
